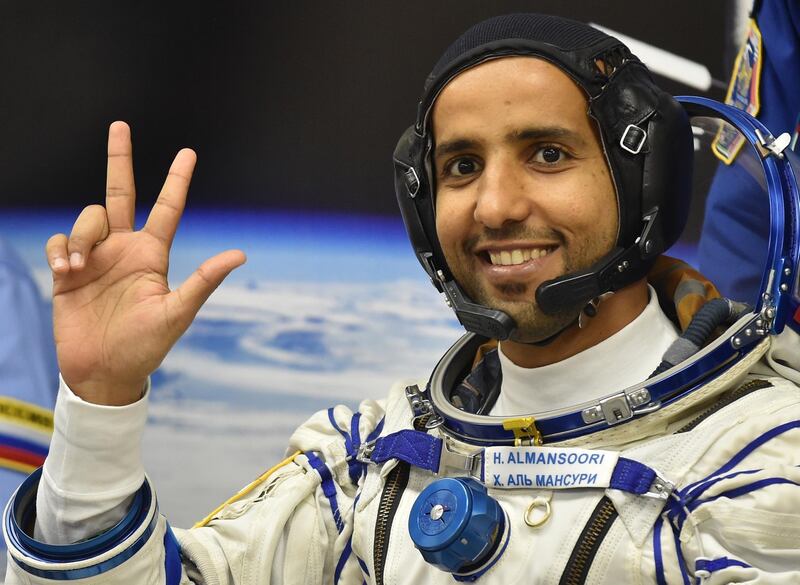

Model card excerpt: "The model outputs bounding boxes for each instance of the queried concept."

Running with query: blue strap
[696,556,751,574]
[306,451,344,533]
[351,491,371,578]
[369,430,442,473]
[350,413,362,448]
[347,413,363,486]
[676,467,760,514]
[366,417,385,443]
[330,407,381,487]
[609,457,657,495]
[163,523,182,585]
[355,554,370,578]
[334,538,352,585]
[653,516,667,585]
[328,408,353,454]
[691,476,800,513]
[671,516,691,585]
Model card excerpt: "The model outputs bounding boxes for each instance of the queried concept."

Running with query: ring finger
[67,204,110,269]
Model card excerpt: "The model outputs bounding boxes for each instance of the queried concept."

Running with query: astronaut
[4,13,800,585]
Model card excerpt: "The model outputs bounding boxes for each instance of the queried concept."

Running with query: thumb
[167,249,246,331]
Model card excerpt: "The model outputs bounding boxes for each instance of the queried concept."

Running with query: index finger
[106,121,136,232]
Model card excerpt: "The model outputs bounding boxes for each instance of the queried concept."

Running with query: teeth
[488,247,552,266]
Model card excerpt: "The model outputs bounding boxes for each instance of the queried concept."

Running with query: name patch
[483,446,619,489]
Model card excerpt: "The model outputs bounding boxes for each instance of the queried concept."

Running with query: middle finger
[106,121,137,233]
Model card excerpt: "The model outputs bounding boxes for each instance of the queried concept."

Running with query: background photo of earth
[1,209,464,526]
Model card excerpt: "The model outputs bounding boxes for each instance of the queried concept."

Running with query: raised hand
[45,122,246,406]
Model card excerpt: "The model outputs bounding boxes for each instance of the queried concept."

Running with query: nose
[473,157,532,229]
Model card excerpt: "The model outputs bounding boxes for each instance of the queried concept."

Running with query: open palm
[46,122,245,405]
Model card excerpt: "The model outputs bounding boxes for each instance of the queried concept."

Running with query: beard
[450,226,615,343]
[462,267,585,344]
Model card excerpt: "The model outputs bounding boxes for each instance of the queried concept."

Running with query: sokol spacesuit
[4,14,800,585]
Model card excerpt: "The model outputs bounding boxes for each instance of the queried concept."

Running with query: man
[4,14,800,584]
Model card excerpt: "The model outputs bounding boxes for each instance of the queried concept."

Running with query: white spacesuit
[4,13,800,585]
[5,300,800,584]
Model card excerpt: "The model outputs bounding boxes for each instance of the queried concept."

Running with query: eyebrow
[508,126,586,146]
[434,138,479,158]
[434,126,586,158]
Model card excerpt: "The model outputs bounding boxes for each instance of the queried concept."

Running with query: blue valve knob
[408,477,507,579]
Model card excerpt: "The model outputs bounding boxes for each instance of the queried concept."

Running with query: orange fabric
[648,255,722,331]
[472,340,499,368]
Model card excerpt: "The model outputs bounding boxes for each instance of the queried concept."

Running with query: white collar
[491,286,679,416]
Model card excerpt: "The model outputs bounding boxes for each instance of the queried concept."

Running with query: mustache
[463,225,565,252]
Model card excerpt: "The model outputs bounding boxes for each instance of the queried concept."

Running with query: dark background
[1,1,731,215]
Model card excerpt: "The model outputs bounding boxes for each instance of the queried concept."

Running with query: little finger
[67,204,110,269]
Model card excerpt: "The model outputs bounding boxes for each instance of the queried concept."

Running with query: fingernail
[69,252,83,268]
[52,258,67,271]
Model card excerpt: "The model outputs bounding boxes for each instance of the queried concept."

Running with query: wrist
[67,377,148,406]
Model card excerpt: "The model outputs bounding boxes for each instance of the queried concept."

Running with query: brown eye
[457,160,475,174]
[445,157,482,177]
[531,146,570,166]
[542,147,561,163]
[533,146,566,165]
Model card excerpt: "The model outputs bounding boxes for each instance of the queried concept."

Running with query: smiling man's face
[433,56,618,343]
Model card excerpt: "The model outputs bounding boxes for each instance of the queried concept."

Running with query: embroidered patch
[713,19,763,165]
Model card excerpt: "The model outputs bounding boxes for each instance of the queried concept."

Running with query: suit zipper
[558,496,618,585]
[674,378,771,433]
[373,415,429,585]
[373,461,410,585]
